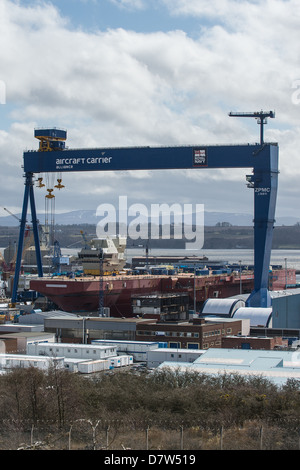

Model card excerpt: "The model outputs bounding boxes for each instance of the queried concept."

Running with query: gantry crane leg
[11,173,43,303]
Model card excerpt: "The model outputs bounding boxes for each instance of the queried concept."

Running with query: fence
[0,419,299,450]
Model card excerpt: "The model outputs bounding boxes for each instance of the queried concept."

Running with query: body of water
[2,247,300,270]
[124,248,300,271]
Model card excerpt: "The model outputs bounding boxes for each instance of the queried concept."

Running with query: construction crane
[3,207,33,269]
[80,230,89,249]
[4,207,21,220]
[228,110,275,145]
[3,207,28,228]
[4,207,31,242]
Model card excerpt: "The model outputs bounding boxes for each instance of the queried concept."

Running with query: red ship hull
[30,269,296,317]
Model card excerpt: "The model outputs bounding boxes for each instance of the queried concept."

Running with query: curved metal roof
[201,298,245,316]
[233,307,272,327]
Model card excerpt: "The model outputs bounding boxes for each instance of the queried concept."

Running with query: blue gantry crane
[11,113,278,308]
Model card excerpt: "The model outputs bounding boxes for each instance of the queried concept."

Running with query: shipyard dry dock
[12,117,280,312]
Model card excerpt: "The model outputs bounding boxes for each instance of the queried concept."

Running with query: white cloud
[109,0,146,9]
[0,0,299,221]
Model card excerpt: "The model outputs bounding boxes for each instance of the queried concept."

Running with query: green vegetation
[0,366,299,450]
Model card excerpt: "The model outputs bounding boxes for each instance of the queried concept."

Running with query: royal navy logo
[193,148,207,166]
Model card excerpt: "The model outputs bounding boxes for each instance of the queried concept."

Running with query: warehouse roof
[233,307,272,327]
[201,298,245,316]
[157,348,300,386]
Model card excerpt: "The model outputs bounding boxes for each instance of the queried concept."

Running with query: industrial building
[43,316,152,343]
[221,335,289,350]
[40,314,248,349]
[91,339,163,362]
[271,289,300,329]
[0,353,64,372]
[27,341,118,360]
[147,348,204,368]
[200,291,300,331]
[17,309,78,325]
[157,347,300,386]
[200,297,272,327]
[136,317,245,349]
[0,341,133,374]
[39,310,294,351]
[201,298,245,317]
[0,331,55,354]
[31,341,133,373]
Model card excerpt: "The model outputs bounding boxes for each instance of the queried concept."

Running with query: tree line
[0,366,300,450]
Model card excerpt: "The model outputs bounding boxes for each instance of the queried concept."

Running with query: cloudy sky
[0,0,300,226]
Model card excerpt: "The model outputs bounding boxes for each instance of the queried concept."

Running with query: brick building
[222,335,289,350]
[136,318,243,349]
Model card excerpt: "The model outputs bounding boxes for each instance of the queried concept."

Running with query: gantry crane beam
[12,115,278,308]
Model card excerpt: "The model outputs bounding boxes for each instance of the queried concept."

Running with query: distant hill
[0,211,300,250]
[0,210,98,227]
[1,209,299,227]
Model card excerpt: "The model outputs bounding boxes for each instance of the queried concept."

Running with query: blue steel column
[29,177,43,277]
[246,145,279,307]
[11,173,31,303]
